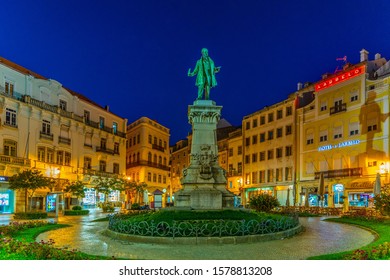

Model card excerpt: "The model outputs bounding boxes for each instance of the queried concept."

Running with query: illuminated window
[285,167,292,181]
[47,148,54,163]
[276,168,282,182]
[99,117,105,129]
[64,152,71,166]
[112,122,118,134]
[245,173,250,185]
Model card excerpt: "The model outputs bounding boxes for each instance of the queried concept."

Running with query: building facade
[0,56,127,213]
[297,50,389,209]
[126,117,170,208]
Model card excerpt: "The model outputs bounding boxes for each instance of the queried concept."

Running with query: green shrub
[131,203,140,210]
[13,212,48,220]
[374,185,390,216]
[72,205,82,211]
[64,210,90,216]
[101,203,115,212]
[249,193,280,213]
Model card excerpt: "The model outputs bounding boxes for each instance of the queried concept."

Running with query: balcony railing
[314,167,362,179]
[58,136,71,145]
[152,144,165,152]
[0,155,31,166]
[82,168,120,178]
[330,103,347,115]
[40,131,54,141]
[96,146,116,155]
[227,170,243,177]
[126,160,170,171]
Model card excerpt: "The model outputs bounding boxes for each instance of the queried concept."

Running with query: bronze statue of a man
[188,48,220,100]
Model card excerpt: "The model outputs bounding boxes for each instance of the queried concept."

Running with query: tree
[374,185,390,216]
[123,180,147,205]
[92,177,123,204]
[64,180,87,208]
[249,193,280,213]
[9,169,51,212]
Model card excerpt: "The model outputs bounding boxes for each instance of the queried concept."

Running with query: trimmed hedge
[13,212,48,220]
[64,210,90,216]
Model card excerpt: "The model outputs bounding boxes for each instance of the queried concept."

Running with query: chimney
[297,82,303,90]
[360,49,369,62]
[105,105,109,112]
[375,53,381,60]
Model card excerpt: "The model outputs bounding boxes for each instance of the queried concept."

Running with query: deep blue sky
[2,0,390,144]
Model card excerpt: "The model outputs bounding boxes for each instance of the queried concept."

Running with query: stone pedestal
[174,100,234,210]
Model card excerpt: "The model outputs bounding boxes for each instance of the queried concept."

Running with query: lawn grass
[308,217,390,260]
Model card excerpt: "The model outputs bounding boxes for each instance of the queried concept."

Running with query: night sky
[2,0,390,144]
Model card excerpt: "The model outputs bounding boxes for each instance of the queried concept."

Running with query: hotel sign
[315,65,365,91]
[318,140,360,152]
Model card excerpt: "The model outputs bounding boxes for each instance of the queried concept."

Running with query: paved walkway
[1,210,376,260]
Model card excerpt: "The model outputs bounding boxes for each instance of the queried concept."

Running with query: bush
[64,210,90,216]
[131,203,140,210]
[13,212,48,220]
[72,205,82,211]
[101,203,115,212]
[249,194,280,213]
[374,185,390,216]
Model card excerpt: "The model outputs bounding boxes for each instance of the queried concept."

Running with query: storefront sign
[318,140,360,152]
[315,65,365,91]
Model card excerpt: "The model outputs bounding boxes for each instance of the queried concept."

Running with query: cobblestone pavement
[1,210,376,260]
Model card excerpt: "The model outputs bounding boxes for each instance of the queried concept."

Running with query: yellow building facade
[126,117,170,208]
[297,51,389,209]
[0,56,127,213]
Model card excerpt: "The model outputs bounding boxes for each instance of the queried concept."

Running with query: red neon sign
[315,65,365,91]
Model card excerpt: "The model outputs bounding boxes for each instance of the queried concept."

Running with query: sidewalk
[33,214,376,260]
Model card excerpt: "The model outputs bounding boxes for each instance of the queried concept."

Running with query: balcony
[96,146,116,155]
[40,131,54,141]
[82,168,120,178]
[315,168,362,179]
[126,160,170,171]
[330,103,347,115]
[58,136,71,145]
[0,155,31,166]
[152,144,165,152]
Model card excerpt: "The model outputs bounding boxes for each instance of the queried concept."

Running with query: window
[268,130,274,140]
[306,162,314,175]
[334,126,342,139]
[137,134,140,144]
[113,163,120,174]
[368,161,377,167]
[228,148,233,157]
[368,124,377,132]
[277,109,283,119]
[42,120,51,135]
[64,152,71,166]
[276,168,282,181]
[320,101,327,111]
[245,137,250,146]
[38,147,45,162]
[158,175,162,183]
[114,142,119,154]
[84,157,92,169]
[259,151,265,161]
[148,135,152,144]
[306,133,314,145]
[286,106,292,116]
[163,176,166,184]
[245,173,250,185]
[47,148,54,163]
[260,116,265,125]
[259,170,265,183]
[277,127,283,138]
[285,167,292,181]
[252,153,258,163]
[252,171,258,184]
[112,122,118,134]
[238,146,242,155]
[285,146,293,156]
[267,149,274,160]
[260,133,265,142]
[5,81,14,96]
[153,173,157,182]
[349,122,359,136]
[276,147,283,158]
[252,135,258,144]
[5,108,17,127]
[84,133,92,147]
[99,117,105,129]
[286,125,292,135]
[99,160,106,172]
[268,113,274,122]
[319,130,328,142]
[59,100,67,111]
[253,119,258,128]
[84,110,90,123]
[100,138,107,149]
[245,155,250,164]
[237,162,242,174]
[267,169,274,182]
[245,121,251,130]
[147,172,152,181]
[3,140,17,157]
[350,90,359,102]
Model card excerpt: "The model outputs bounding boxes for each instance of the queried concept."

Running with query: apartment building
[0,56,127,213]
